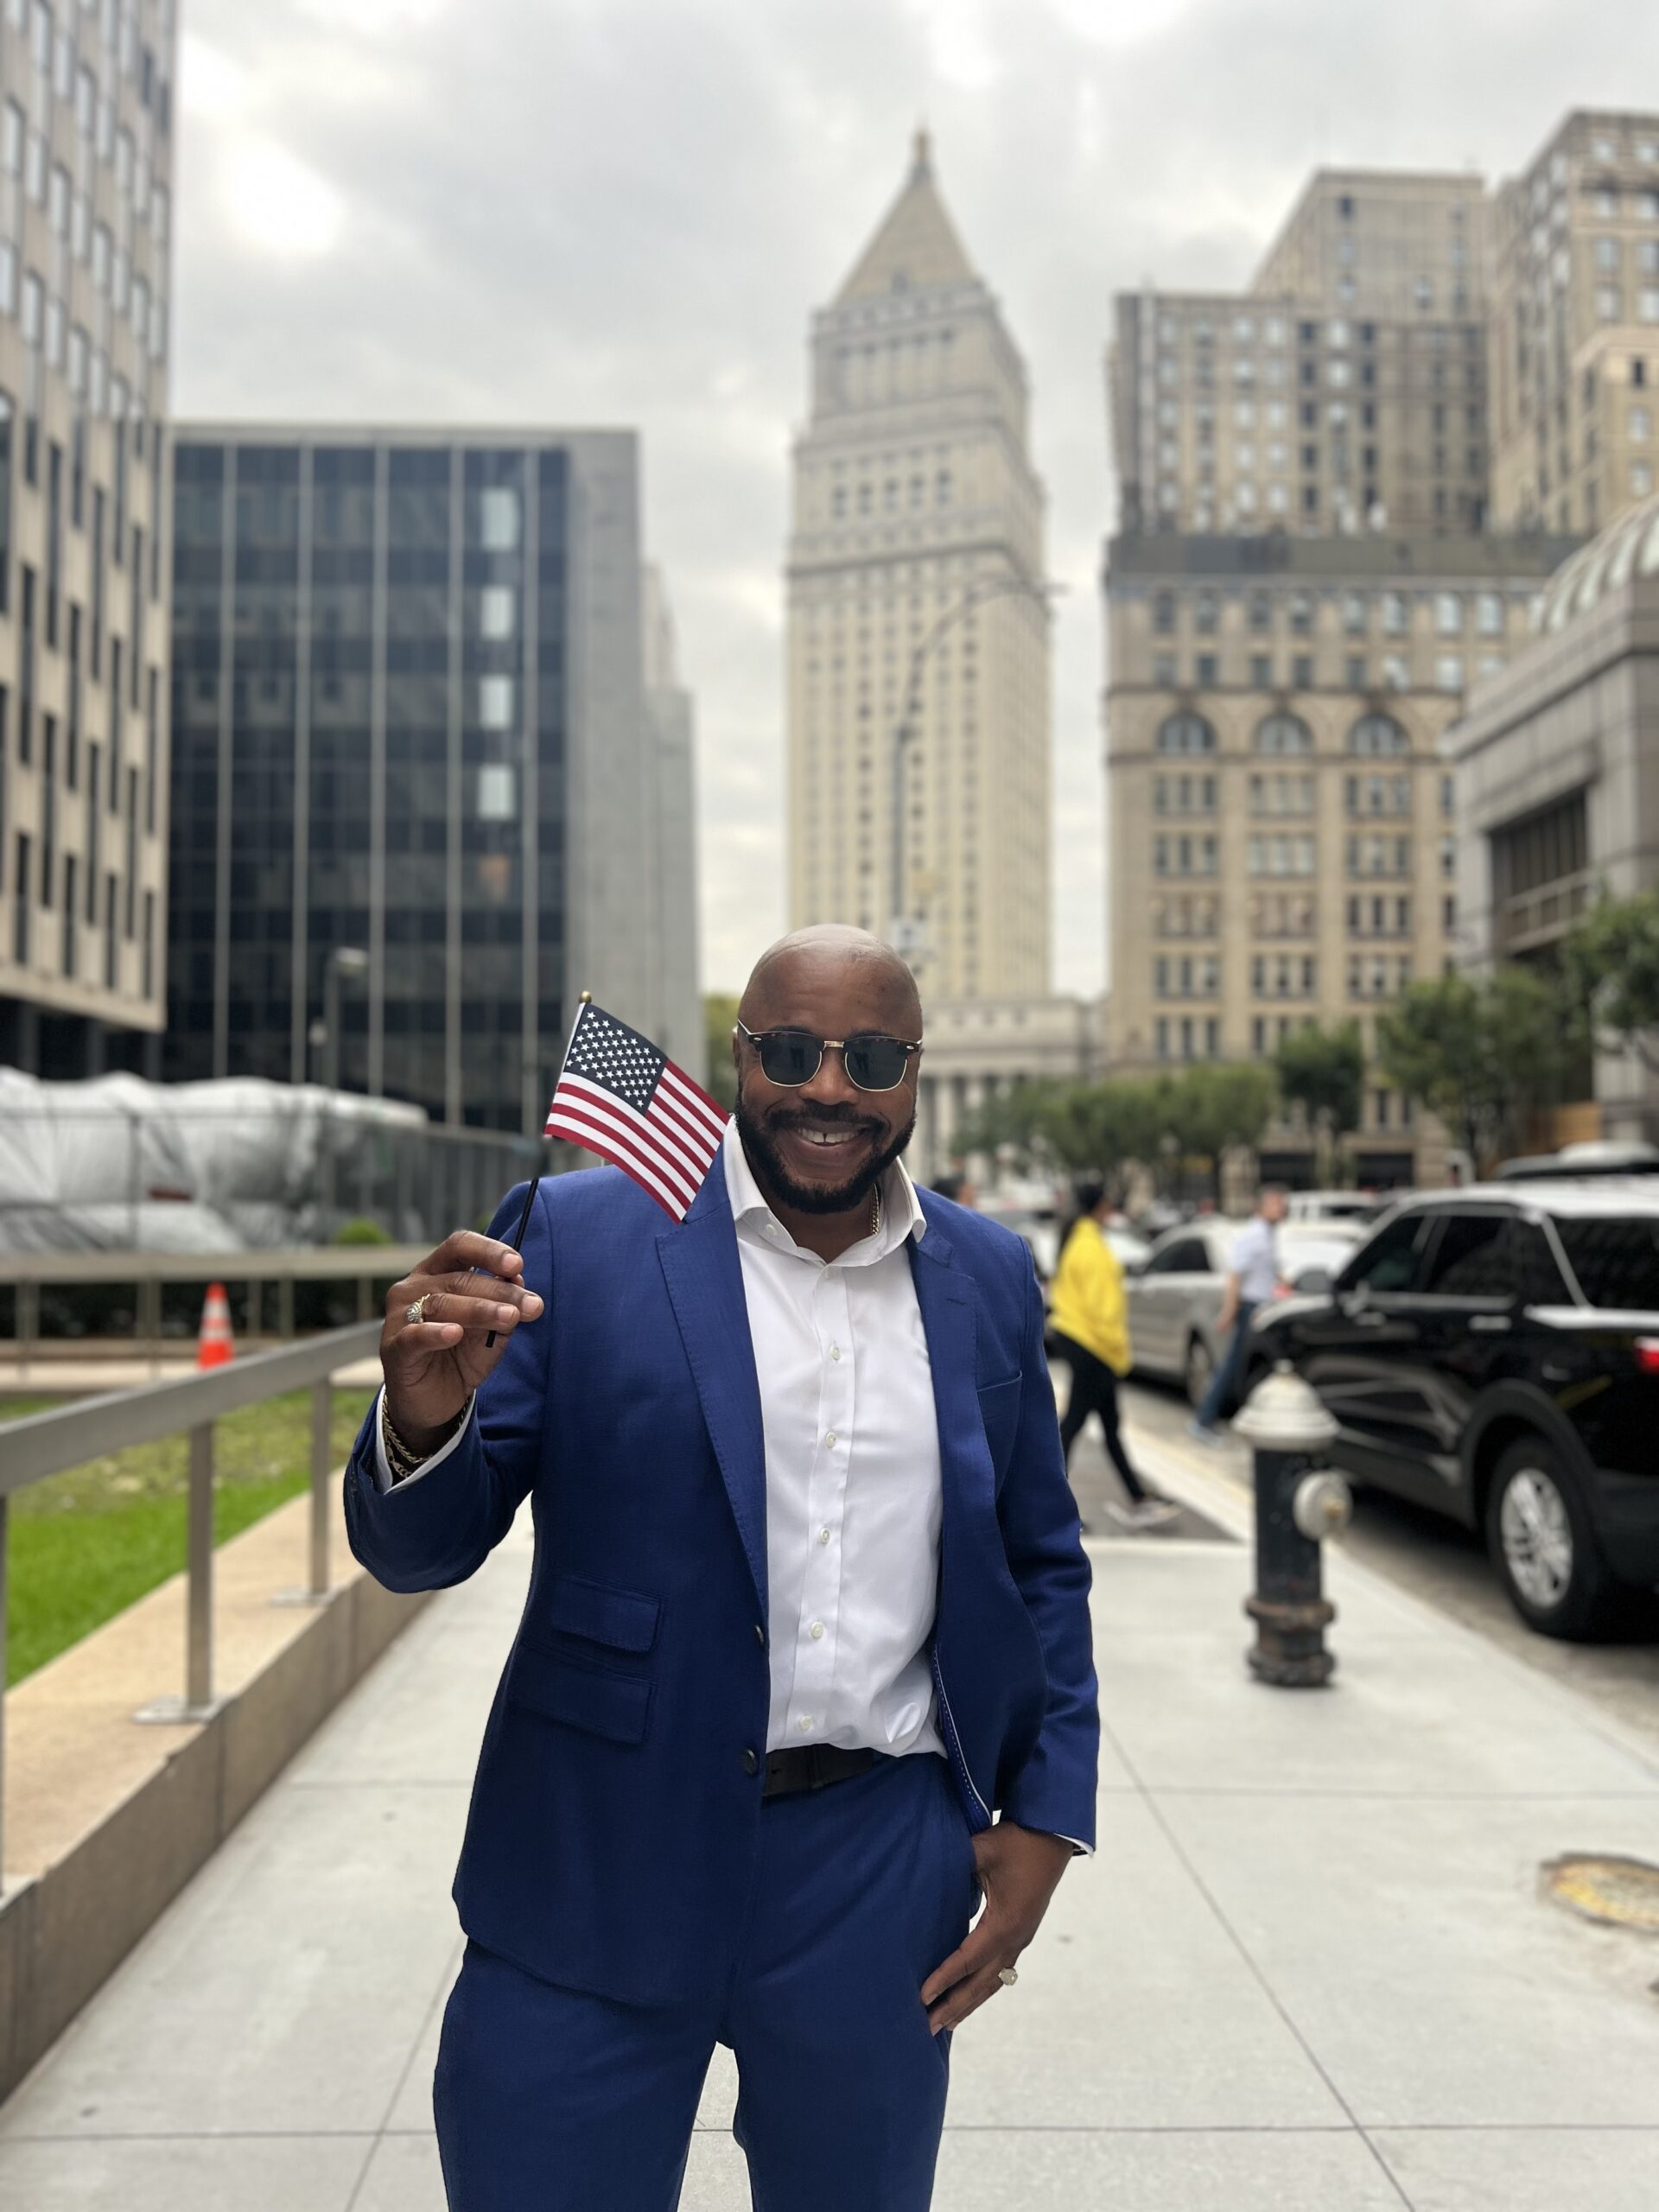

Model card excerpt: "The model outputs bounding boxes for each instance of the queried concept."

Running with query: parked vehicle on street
[1496,1141,1659,1183]
[1249,1182,1659,1642]
[1126,1217,1362,1408]
[1284,1189,1392,1227]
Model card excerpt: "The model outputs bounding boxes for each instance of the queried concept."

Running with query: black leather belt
[762,1744,878,1801]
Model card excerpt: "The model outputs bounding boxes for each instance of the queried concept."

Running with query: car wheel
[1484,1438,1625,1643]
[1184,1334,1214,1409]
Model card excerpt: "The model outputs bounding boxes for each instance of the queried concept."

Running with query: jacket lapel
[657,1151,769,1616]
[910,1211,995,1522]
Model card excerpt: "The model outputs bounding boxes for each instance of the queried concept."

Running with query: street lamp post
[321,945,371,1097]
[318,946,370,1226]
[888,572,1062,967]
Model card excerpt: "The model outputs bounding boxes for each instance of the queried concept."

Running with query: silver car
[1125,1217,1363,1407]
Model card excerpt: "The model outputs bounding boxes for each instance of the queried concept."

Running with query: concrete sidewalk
[3,1431,1658,2209]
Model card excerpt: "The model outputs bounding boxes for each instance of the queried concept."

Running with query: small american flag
[544,1001,729,1220]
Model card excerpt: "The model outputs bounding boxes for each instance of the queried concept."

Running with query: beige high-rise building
[1111,171,1491,541]
[0,0,176,1074]
[785,132,1051,998]
[1490,110,1659,537]
[1103,531,1573,1179]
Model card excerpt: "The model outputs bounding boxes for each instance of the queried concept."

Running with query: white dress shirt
[373,1124,945,1763]
[722,1121,944,1759]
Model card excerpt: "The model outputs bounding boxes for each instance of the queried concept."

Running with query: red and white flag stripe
[542,1004,729,1222]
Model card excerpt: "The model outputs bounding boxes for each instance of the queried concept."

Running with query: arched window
[1349,712,1409,757]
[1255,711,1313,755]
[1155,712,1217,756]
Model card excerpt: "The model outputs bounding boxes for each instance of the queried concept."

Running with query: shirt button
[830,1344,842,1361]
[742,1746,760,1777]
[817,1527,831,1545]
[824,1431,837,1448]
[810,1620,825,1641]
[797,1715,815,1735]
[753,1623,766,1649]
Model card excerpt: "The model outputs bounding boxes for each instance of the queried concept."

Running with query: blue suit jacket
[345,1154,1098,2007]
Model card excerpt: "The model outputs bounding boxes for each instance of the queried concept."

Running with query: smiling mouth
[781,1123,873,1155]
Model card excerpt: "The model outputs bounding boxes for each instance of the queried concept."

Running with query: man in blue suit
[346,925,1098,2210]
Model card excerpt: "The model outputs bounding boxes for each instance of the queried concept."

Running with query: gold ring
[997,1966,1019,1988]
[404,1293,431,1325]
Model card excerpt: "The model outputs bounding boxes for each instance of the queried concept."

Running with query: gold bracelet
[383,1393,474,1481]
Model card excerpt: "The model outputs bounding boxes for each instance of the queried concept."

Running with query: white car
[1125,1217,1363,1406]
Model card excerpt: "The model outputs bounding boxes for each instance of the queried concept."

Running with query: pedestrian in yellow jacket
[1048,1183,1179,1531]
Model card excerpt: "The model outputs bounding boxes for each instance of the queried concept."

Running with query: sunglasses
[735,1020,923,1093]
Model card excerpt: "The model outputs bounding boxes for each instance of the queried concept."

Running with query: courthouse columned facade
[785,133,1051,999]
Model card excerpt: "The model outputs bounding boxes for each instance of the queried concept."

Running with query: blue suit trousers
[433,1752,977,2211]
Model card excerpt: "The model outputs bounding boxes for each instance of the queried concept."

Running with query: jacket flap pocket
[511,1653,651,1745]
[543,1573,660,1653]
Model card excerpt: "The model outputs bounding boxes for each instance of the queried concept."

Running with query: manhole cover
[1541,1854,1659,1934]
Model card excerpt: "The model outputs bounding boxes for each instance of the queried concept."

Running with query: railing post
[0,1492,10,1891]
[275,1376,336,1611]
[135,1421,219,1725]
[309,1378,332,1599]
[187,1423,215,1711]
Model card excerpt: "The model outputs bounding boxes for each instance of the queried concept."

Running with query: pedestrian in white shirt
[1188,1185,1288,1444]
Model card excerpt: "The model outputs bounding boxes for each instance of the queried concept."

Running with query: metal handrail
[0,1322,383,1493]
[2,1246,431,1287]
[0,1319,385,1889]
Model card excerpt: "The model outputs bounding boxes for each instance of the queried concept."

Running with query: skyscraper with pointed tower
[785,132,1051,998]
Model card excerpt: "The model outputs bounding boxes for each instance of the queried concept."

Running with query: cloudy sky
[173,0,1659,995]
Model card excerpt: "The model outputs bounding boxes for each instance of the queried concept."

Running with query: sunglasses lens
[844,1037,908,1090]
[759,1031,822,1085]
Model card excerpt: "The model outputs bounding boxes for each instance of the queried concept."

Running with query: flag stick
[484,990,591,1348]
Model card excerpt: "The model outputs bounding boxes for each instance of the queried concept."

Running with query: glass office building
[0,0,176,1077]
[167,428,697,1136]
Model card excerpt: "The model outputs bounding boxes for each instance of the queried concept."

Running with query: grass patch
[3,1388,375,1687]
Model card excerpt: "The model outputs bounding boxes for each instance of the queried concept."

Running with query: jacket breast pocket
[511,1573,660,1745]
[977,1374,1023,1477]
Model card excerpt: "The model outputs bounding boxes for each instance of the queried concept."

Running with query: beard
[734,1094,917,1217]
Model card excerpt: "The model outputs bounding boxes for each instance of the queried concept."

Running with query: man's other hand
[920,1821,1072,2034]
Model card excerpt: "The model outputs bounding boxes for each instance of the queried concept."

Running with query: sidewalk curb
[1114,1420,1659,1786]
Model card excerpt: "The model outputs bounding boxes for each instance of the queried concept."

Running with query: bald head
[738,925,923,1034]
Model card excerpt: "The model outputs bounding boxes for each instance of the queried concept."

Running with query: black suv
[1250,1182,1659,1641]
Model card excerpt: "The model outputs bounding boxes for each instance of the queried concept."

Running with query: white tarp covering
[0,1071,428,1254]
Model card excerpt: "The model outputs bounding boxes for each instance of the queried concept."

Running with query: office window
[1633,405,1653,443]
[478,674,514,729]
[1595,236,1621,273]
[1,99,21,180]
[1597,286,1622,322]
[1155,712,1217,756]
[1434,654,1464,693]
[1291,653,1313,690]
[1382,592,1408,635]
[1350,713,1408,756]
[1434,592,1462,635]
[1249,653,1273,688]
[1633,461,1655,497]
[479,485,520,550]
[479,585,516,640]
[1342,592,1367,634]
[1642,290,1659,325]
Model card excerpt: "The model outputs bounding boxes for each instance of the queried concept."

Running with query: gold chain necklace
[869,1184,882,1238]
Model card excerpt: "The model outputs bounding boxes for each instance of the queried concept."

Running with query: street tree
[702,993,741,1111]
[1274,1021,1365,1185]
[1563,892,1659,1072]
[1376,967,1567,1172]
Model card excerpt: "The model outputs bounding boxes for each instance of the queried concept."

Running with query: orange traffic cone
[196,1282,235,1370]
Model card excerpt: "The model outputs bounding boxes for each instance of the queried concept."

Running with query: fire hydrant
[1231,1361,1351,1688]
